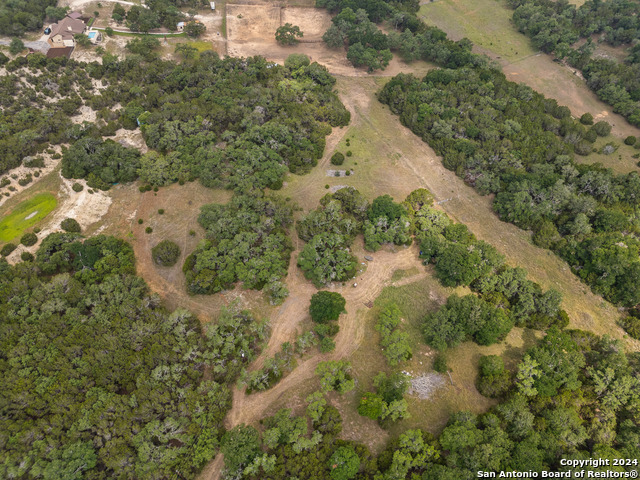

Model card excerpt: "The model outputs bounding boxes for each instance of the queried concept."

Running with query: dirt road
[198,73,638,479]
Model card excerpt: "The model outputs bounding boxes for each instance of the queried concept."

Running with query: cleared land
[225,3,435,76]
[0,193,57,243]
[226,4,357,74]
[199,74,639,479]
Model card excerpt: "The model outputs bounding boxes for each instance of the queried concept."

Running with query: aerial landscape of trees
[380,68,640,317]
[507,0,640,126]
[0,234,254,479]
[2,1,640,478]
[0,56,99,177]
[211,328,640,478]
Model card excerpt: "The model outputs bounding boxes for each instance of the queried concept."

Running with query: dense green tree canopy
[310,291,347,323]
[151,239,181,266]
[0,235,247,479]
[0,0,58,36]
[183,193,293,299]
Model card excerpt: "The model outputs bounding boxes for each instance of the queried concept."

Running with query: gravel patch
[406,373,446,400]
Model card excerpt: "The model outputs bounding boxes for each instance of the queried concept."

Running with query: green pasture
[0,193,57,243]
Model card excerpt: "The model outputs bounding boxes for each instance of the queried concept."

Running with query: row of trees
[316,0,487,72]
[508,0,640,126]
[379,68,640,311]
[398,188,568,349]
[113,0,186,33]
[0,234,269,479]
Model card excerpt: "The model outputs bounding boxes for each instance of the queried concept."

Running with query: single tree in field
[275,23,303,45]
[151,240,180,267]
[309,291,346,323]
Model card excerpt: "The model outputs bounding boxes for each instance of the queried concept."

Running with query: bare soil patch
[91,181,277,322]
[226,4,434,76]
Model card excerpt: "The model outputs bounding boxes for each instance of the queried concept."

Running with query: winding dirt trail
[200,245,424,480]
[198,74,639,480]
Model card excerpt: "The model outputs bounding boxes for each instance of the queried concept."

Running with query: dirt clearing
[6,174,112,263]
[226,4,434,76]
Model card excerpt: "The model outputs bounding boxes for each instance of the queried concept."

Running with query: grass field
[336,273,543,449]
[188,41,214,52]
[0,193,57,243]
[419,0,536,62]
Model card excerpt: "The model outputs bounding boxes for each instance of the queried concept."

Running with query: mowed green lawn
[419,0,536,62]
[0,193,57,243]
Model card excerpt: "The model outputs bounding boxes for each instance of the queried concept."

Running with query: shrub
[621,313,640,340]
[624,136,637,146]
[9,38,24,55]
[583,128,598,143]
[592,121,612,137]
[20,251,34,262]
[158,209,165,214]
[72,182,84,192]
[61,218,81,233]
[145,227,153,234]
[18,175,33,186]
[600,142,617,155]
[20,233,37,247]
[138,219,144,224]
[476,355,511,398]
[358,393,384,420]
[151,239,181,267]
[325,184,330,189]
[319,337,336,353]
[310,291,346,323]
[579,113,594,125]
[433,353,448,373]
[1,243,17,256]
[285,53,310,70]
[346,151,352,157]
[24,157,45,168]
[574,140,592,156]
[331,152,345,165]
[105,27,114,36]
